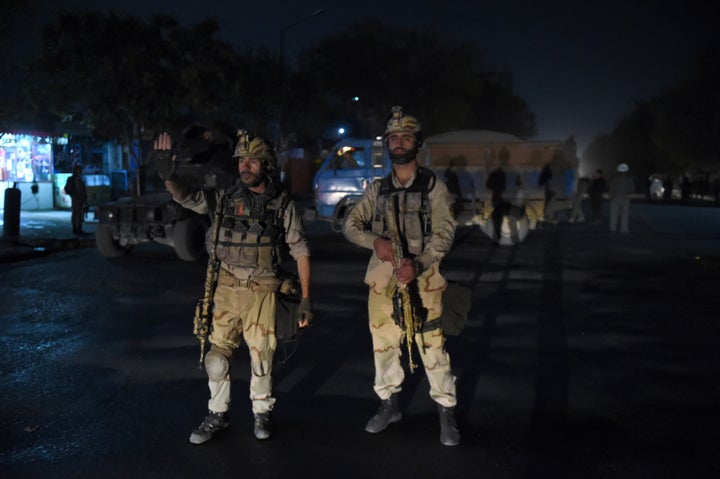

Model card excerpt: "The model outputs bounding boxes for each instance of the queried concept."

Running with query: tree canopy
[584,48,720,177]
[1,0,35,133]
[297,19,537,139]
[31,11,242,165]
[24,12,540,156]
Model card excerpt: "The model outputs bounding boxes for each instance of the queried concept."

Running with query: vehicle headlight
[146,209,160,221]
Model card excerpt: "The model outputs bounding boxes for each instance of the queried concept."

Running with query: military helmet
[233,130,277,170]
[383,106,424,165]
[384,105,422,137]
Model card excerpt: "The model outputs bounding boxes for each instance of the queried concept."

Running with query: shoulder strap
[379,167,436,194]
[379,173,393,195]
[412,166,436,194]
[272,189,291,226]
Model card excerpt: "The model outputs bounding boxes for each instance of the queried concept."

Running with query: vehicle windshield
[332,147,365,169]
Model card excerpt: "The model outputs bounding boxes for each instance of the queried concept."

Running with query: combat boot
[254,412,271,440]
[189,410,229,445]
[438,405,460,446]
[365,395,401,433]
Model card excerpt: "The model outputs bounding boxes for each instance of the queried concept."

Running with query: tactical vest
[371,167,435,256]
[214,187,289,268]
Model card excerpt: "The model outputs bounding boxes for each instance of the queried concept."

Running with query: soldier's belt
[217,273,282,293]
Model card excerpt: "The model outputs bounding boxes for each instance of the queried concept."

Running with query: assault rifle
[192,196,224,367]
[386,194,422,372]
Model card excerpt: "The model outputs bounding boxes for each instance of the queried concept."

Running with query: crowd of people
[654,173,720,205]
[541,164,632,233]
[558,164,720,234]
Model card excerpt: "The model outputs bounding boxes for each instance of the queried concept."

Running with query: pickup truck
[304,137,390,232]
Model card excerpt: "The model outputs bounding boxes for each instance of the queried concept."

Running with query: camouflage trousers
[206,270,278,415]
[366,263,457,407]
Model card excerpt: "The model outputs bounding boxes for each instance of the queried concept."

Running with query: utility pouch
[279,273,300,295]
[230,230,256,266]
[274,271,302,342]
[440,281,473,336]
[275,293,300,342]
[405,193,424,255]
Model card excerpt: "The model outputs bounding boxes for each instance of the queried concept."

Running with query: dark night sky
[28,0,719,156]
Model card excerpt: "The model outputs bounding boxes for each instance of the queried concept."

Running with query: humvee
[95,125,237,261]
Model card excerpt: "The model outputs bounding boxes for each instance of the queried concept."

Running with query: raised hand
[153,132,177,180]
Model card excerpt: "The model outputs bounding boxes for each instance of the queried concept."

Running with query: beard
[389,145,418,165]
[240,170,265,188]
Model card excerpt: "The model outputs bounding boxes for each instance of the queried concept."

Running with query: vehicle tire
[173,215,208,261]
[95,223,132,258]
[331,204,354,233]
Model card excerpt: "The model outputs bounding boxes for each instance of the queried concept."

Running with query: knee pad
[204,349,230,380]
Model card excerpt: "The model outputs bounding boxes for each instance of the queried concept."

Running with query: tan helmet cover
[384,105,422,136]
[233,130,277,170]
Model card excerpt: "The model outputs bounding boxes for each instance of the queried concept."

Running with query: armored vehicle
[95,125,236,261]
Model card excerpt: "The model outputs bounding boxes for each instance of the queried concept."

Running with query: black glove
[155,150,177,181]
[296,298,313,325]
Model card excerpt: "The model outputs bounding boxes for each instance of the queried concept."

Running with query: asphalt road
[1,201,720,478]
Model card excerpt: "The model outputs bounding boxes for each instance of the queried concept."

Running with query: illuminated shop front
[1,131,132,211]
[0,132,56,210]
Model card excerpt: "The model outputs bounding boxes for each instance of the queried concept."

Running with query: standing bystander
[608,163,634,234]
[64,165,88,235]
[486,163,507,242]
[569,176,590,223]
[589,169,606,223]
[444,161,463,217]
